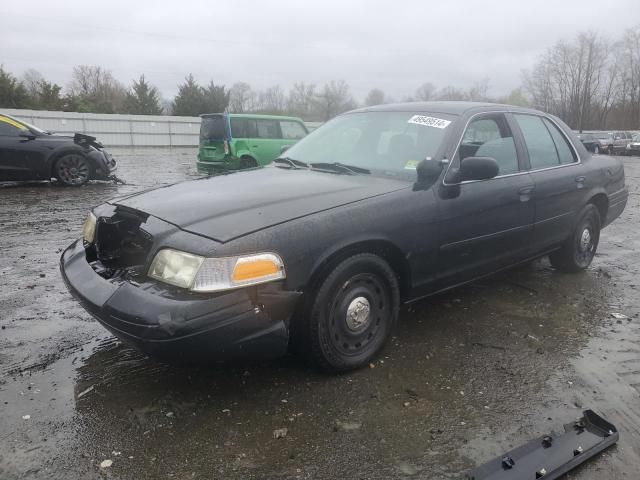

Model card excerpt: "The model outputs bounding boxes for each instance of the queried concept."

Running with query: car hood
[112,167,410,242]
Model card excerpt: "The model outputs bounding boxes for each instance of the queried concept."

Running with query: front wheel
[549,204,601,273]
[55,154,91,186]
[298,253,400,373]
[594,145,600,154]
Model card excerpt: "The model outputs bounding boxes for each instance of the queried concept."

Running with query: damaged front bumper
[60,239,300,363]
[88,149,118,180]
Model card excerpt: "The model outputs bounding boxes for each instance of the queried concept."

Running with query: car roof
[200,112,305,122]
[350,101,543,116]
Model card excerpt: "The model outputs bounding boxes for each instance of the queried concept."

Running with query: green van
[197,113,308,173]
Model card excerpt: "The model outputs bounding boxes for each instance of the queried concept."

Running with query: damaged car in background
[0,113,117,186]
[61,102,627,373]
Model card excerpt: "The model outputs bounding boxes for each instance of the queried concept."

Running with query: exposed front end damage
[60,206,301,363]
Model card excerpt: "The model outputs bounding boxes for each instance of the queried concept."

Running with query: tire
[549,204,601,273]
[55,154,91,186]
[607,145,614,155]
[594,145,600,154]
[296,253,400,373]
[239,156,257,169]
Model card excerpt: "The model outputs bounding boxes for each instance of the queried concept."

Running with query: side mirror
[280,144,291,154]
[19,130,36,140]
[459,156,499,181]
[414,158,446,190]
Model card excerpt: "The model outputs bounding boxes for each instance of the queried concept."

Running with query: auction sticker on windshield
[408,115,451,129]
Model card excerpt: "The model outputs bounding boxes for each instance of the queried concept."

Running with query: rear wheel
[239,156,257,169]
[297,253,400,373]
[549,204,601,272]
[55,154,91,186]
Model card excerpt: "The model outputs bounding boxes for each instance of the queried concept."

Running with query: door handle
[518,186,534,202]
[575,176,586,189]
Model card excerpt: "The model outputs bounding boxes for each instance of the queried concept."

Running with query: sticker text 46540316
[408,115,451,129]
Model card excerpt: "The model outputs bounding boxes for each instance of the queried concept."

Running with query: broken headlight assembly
[148,249,286,292]
[82,212,97,244]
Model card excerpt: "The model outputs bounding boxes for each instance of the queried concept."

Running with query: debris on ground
[610,312,628,320]
[333,420,362,432]
[398,461,420,475]
[77,385,94,399]
[100,459,113,468]
[21,415,30,420]
[273,428,288,439]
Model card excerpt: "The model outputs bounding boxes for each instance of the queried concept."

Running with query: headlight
[148,249,285,292]
[82,212,97,244]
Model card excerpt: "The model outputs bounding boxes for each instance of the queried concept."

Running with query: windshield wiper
[273,157,309,169]
[309,162,371,175]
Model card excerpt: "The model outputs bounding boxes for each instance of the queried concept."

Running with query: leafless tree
[415,82,436,101]
[314,80,356,121]
[229,82,256,113]
[257,85,286,114]
[364,88,386,106]
[287,82,316,118]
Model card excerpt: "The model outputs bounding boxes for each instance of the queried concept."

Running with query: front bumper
[88,150,117,179]
[60,239,300,363]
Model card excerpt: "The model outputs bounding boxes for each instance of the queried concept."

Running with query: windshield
[283,111,455,178]
[200,115,228,140]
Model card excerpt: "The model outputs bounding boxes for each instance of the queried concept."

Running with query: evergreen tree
[0,65,30,108]
[35,80,64,110]
[124,75,163,115]
[202,81,230,113]
[172,74,205,116]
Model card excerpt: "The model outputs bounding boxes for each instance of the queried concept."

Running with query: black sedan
[61,102,628,372]
[0,114,116,186]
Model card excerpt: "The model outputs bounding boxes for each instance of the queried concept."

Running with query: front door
[0,117,40,181]
[511,114,585,254]
[250,118,283,164]
[436,112,535,288]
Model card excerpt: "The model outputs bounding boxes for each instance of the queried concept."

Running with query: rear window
[200,115,227,140]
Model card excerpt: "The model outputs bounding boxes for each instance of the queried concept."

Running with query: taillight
[224,140,229,155]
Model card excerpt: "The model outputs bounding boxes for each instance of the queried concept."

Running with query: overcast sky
[1,0,638,102]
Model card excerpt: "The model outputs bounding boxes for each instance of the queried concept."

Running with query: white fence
[2,109,322,148]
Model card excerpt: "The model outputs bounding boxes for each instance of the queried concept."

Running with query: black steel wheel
[298,253,400,373]
[549,204,601,273]
[55,154,91,186]
[239,156,257,169]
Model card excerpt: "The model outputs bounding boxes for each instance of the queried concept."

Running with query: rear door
[249,119,283,164]
[511,114,584,254]
[436,112,535,287]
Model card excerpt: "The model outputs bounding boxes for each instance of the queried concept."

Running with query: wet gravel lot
[1,150,639,479]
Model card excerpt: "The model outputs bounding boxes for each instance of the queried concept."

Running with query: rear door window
[513,114,560,169]
[542,118,576,165]
[230,118,257,138]
[280,120,307,140]
[256,119,281,139]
